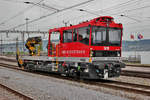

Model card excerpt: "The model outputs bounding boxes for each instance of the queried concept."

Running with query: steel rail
[0,62,150,97]
[0,83,33,100]
[0,57,17,62]
[126,64,150,68]
[121,70,150,79]
[1,57,150,79]
[86,81,150,96]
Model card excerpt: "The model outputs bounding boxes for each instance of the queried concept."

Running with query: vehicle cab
[48,16,123,58]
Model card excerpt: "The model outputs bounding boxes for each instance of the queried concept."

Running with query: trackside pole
[16,37,23,69]
[37,41,42,56]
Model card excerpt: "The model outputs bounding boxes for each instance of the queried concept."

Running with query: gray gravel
[0,66,128,100]
[111,75,150,86]
[0,87,21,100]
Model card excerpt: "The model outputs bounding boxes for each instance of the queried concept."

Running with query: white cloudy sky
[0,0,150,43]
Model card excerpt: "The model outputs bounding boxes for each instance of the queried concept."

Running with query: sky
[0,0,150,44]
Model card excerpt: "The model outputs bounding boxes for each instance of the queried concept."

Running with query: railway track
[1,57,150,79]
[121,70,150,79]
[0,82,33,100]
[0,62,150,97]
[0,61,33,100]
[0,57,17,62]
[126,64,150,68]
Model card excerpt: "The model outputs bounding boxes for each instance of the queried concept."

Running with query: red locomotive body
[47,16,125,79]
[21,16,125,79]
[48,16,122,58]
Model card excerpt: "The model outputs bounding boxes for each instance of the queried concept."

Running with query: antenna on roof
[63,20,69,27]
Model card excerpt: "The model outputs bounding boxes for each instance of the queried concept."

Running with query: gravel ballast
[0,66,128,100]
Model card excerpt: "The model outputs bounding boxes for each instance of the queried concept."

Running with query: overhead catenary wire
[0,0,23,3]
[45,0,147,28]
[0,0,44,26]
[81,0,150,23]
[24,1,59,11]
[2,0,147,29]
[75,0,146,19]
[1,0,150,42]
[9,0,95,30]
[104,4,150,17]
[2,0,150,32]
[0,30,48,34]
[92,0,143,16]
[71,0,145,21]
[94,0,142,15]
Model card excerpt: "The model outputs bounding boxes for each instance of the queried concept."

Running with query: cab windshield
[92,26,121,46]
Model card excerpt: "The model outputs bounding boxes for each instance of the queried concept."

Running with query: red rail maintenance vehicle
[20,16,125,79]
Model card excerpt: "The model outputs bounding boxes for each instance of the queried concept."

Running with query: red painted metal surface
[58,42,90,57]
[48,16,123,57]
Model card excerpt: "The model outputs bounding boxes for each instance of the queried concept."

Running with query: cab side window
[50,31,60,44]
[63,30,72,43]
[78,27,90,45]
[73,29,77,42]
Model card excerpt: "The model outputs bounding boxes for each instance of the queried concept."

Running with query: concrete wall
[122,51,150,64]
[141,52,150,64]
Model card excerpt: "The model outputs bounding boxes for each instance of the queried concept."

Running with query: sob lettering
[62,50,85,54]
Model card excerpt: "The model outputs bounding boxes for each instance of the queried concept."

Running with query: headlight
[84,68,89,72]
[117,51,120,57]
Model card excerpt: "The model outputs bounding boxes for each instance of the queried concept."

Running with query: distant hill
[0,40,49,52]
[1,39,150,52]
[122,39,150,51]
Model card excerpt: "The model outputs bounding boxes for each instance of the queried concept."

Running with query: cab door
[49,31,61,57]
